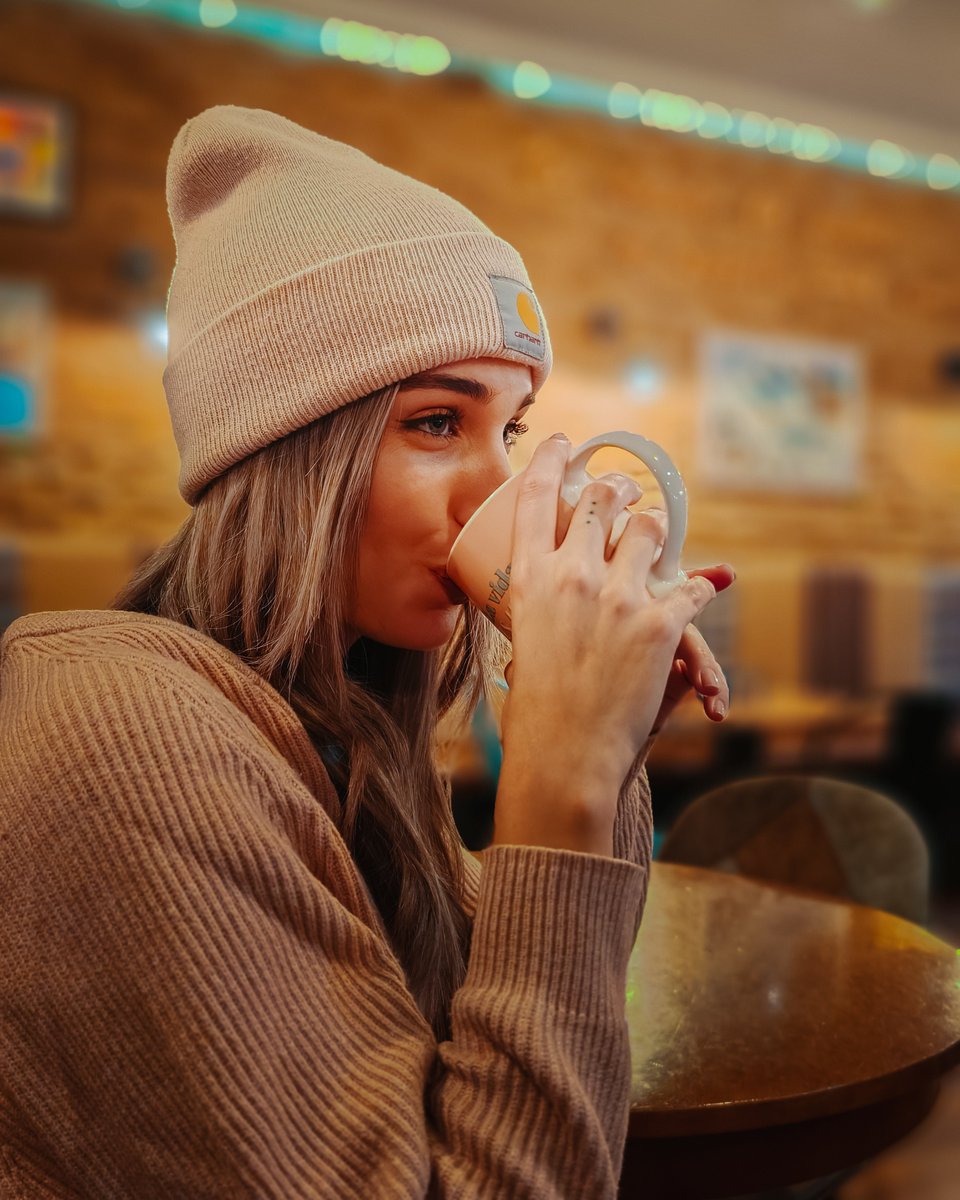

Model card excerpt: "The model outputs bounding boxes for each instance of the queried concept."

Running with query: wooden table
[620,862,960,1199]
[649,688,890,771]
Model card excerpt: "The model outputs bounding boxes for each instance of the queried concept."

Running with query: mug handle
[559,431,688,595]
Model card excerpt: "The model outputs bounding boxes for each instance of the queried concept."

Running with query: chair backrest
[658,774,930,924]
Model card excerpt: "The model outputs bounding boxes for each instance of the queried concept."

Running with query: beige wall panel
[732,559,804,694]
[869,562,926,692]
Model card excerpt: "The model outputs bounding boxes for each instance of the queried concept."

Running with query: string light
[607,82,642,120]
[641,90,702,133]
[198,0,236,29]
[512,61,551,100]
[765,117,797,155]
[697,102,735,140]
[866,138,909,178]
[793,124,842,163]
[321,19,393,65]
[737,111,771,148]
[65,0,959,195]
[927,154,960,191]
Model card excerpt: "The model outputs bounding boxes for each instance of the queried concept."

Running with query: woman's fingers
[676,623,730,720]
[678,623,722,694]
[562,474,643,557]
[603,506,666,591]
[662,571,718,629]
[512,435,574,561]
[685,562,736,594]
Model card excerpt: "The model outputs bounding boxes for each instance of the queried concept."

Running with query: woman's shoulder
[3,610,245,729]
[1,610,349,863]
[3,608,236,673]
[2,610,309,779]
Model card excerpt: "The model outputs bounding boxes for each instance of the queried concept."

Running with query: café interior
[2,1,959,1197]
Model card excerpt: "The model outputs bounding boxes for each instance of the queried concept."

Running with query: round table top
[627,861,960,1136]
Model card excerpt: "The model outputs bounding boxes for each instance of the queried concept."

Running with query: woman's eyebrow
[400,370,536,408]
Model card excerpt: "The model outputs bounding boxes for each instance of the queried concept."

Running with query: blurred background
[3,2,959,864]
[2,2,960,1194]
[3,0,960,876]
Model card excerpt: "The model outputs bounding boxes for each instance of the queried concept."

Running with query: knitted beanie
[162,105,552,504]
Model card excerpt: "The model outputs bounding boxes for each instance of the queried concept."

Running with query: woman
[0,106,732,1197]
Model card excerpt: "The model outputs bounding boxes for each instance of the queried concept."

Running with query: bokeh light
[738,111,771,148]
[198,0,236,30]
[608,82,643,120]
[697,101,734,139]
[867,138,908,177]
[927,153,960,191]
[641,90,702,133]
[512,61,551,99]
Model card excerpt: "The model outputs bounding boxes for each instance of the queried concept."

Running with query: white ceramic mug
[446,431,688,639]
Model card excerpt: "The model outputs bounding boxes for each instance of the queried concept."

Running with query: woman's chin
[380,606,464,652]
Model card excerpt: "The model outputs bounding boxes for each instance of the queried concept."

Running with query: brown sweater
[0,610,653,1198]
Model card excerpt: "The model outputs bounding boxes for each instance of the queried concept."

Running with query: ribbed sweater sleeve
[612,741,655,934]
[0,635,649,1199]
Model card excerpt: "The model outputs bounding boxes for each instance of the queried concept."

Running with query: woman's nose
[457,444,513,525]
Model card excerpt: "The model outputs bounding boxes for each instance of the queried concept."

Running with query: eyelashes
[504,419,531,448]
[404,405,530,448]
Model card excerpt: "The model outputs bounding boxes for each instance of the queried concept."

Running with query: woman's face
[348,356,537,651]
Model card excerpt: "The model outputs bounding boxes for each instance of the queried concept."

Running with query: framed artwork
[0,93,72,218]
[0,280,50,439]
[698,329,864,493]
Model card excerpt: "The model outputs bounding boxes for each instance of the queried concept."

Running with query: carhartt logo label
[488,276,545,362]
[516,292,539,333]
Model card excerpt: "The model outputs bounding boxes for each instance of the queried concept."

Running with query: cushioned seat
[658,774,930,925]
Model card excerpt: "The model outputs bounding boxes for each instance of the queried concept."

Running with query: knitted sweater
[0,610,653,1199]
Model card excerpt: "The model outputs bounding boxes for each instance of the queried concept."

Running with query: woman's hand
[651,564,736,734]
[501,529,735,737]
[491,435,723,856]
[502,602,733,735]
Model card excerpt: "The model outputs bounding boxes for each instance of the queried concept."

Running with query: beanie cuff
[163,231,551,504]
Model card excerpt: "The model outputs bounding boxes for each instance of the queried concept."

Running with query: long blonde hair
[111,383,511,1040]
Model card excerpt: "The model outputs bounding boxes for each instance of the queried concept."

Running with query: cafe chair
[657,774,930,925]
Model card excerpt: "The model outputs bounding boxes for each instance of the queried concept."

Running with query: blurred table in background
[620,862,960,1199]
[649,686,890,771]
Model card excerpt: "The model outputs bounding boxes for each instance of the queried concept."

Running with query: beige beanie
[162,105,552,504]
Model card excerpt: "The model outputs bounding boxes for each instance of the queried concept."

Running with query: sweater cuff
[464,845,646,1009]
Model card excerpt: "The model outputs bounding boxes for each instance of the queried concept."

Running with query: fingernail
[550,432,570,442]
[711,698,726,719]
[700,668,720,693]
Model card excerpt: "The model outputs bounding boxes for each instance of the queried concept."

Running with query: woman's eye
[420,412,458,438]
[403,408,461,440]
[503,419,529,447]
[406,408,530,446]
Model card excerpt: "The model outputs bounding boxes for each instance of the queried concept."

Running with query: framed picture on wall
[698,329,864,494]
[0,280,50,439]
[0,93,72,218]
